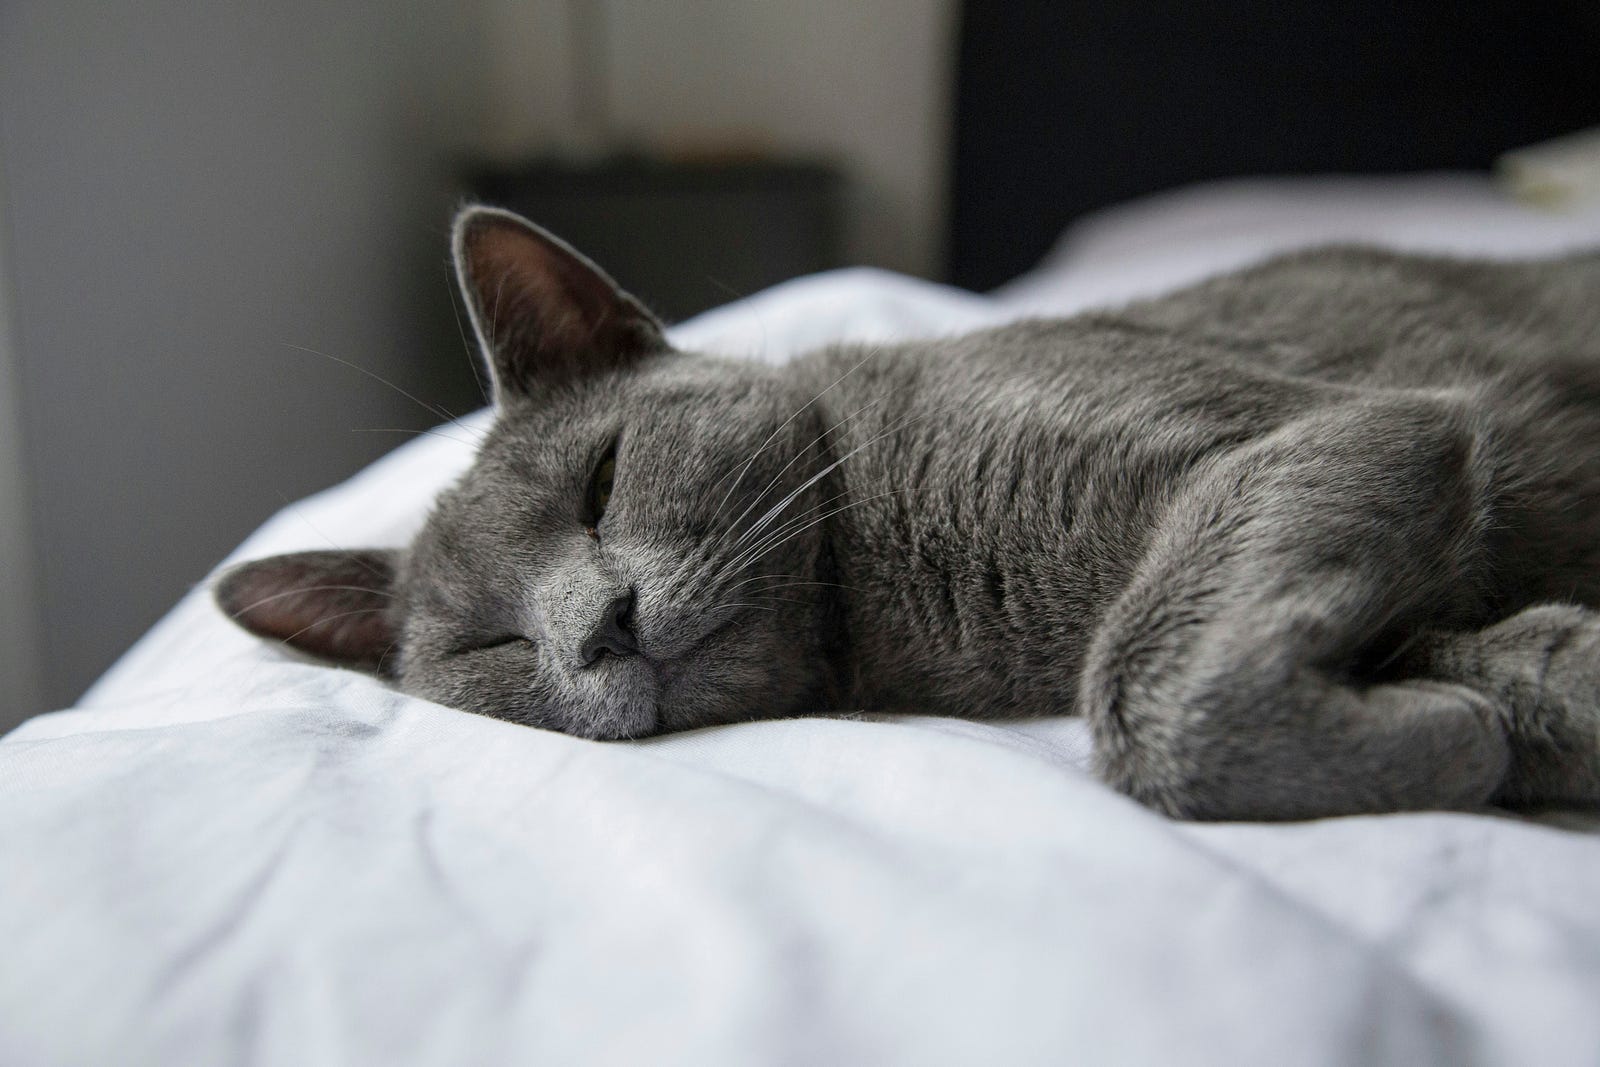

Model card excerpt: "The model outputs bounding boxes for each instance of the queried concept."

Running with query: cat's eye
[463,634,528,655]
[591,452,616,522]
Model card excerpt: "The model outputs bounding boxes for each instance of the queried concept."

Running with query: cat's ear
[452,206,669,403]
[215,549,400,674]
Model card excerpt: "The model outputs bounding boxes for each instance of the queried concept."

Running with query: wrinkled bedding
[5,175,1600,1066]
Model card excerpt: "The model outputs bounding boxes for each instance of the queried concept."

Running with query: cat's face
[217,207,840,738]
[394,353,840,737]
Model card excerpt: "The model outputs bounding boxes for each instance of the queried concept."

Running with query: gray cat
[218,206,1600,821]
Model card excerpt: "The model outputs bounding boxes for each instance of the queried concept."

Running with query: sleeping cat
[218,206,1600,820]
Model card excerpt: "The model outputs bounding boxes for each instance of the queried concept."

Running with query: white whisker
[707,344,889,529]
[445,261,491,407]
[721,486,938,582]
[353,426,485,449]
[713,391,893,559]
[718,399,964,578]
[281,342,457,425]
[282,607,389,647]
[270,494,393,585]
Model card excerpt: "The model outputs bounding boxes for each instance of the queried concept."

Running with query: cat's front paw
[1419,604,1600,807]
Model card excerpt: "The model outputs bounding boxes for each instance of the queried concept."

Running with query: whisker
[731,484,852,551]
[721,399,962,571]
[490,275,511,363]
[445,261,491,407]
[726,576,860,595]
[280,342,457,425]
[227,584,396,619]
[352,426,484,449]
[376,637,403,673]
[727,395,943,550]
[722,507,861,582]
[707,345,889,528]
[586,303,614,346]
[723,571,828,590]
[730,481,897,557]
[282,607,389,647]
[722,486,939,582]
[715,391,893,557]
[271,493,393,586]
[705,275,749,303]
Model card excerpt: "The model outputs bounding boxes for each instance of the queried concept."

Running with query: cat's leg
[1405,605,1600,808]
[1080,399,1517,820]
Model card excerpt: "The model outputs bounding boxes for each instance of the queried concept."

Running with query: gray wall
[478,0,960,277]
[0,1,486,719]
[0,178,45,727]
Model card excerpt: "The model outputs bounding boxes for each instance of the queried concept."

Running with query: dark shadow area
[950,0,1600,290]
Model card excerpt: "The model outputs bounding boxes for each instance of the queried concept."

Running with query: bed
[4,174,1600,1065]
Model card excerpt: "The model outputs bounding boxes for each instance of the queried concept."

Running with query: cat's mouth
[598,599,779,736]
[572,623,726,740]
[653,615,736,684]
[652,612,791,733]
[581,659,660,740]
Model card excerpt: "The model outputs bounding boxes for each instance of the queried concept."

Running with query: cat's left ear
[215,549,401,674]
[452,206,669,404]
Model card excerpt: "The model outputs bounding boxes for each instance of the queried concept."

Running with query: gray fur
[217,207,1600,820]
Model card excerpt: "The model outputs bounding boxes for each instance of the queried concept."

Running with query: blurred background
[0,0,1595,730]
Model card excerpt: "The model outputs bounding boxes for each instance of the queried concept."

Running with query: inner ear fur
[215,549,401,674]
[452,206,669,402]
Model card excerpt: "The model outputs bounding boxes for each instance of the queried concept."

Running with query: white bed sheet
[6,175,1600,1066]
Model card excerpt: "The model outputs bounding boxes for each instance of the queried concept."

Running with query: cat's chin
[580,708,659,741]
[571,654,662,739]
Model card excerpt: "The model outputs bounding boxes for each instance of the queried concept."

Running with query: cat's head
[217,206,842,738]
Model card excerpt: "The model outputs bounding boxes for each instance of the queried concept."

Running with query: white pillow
[995,172,1600,315]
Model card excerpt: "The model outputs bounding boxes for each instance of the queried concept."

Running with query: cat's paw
[1420,604,1600,807]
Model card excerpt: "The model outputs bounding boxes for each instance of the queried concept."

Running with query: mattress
[5,174,1600,1066]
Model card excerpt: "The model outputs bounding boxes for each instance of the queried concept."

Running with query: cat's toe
[1423,604,1600,807]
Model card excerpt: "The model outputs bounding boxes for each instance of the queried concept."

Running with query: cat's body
[812,248,1600,716]
[220,209,1600,820]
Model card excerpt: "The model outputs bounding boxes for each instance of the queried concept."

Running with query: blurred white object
[996,171,1600,314]
[1498,125,1600,209]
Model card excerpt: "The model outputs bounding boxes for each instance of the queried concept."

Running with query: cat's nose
[580,589,639,665]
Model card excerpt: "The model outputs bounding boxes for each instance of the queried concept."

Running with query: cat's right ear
[452,206,669,404]
[215,549,401,674]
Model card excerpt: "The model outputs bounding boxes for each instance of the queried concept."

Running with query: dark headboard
[949,1,1600,290]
